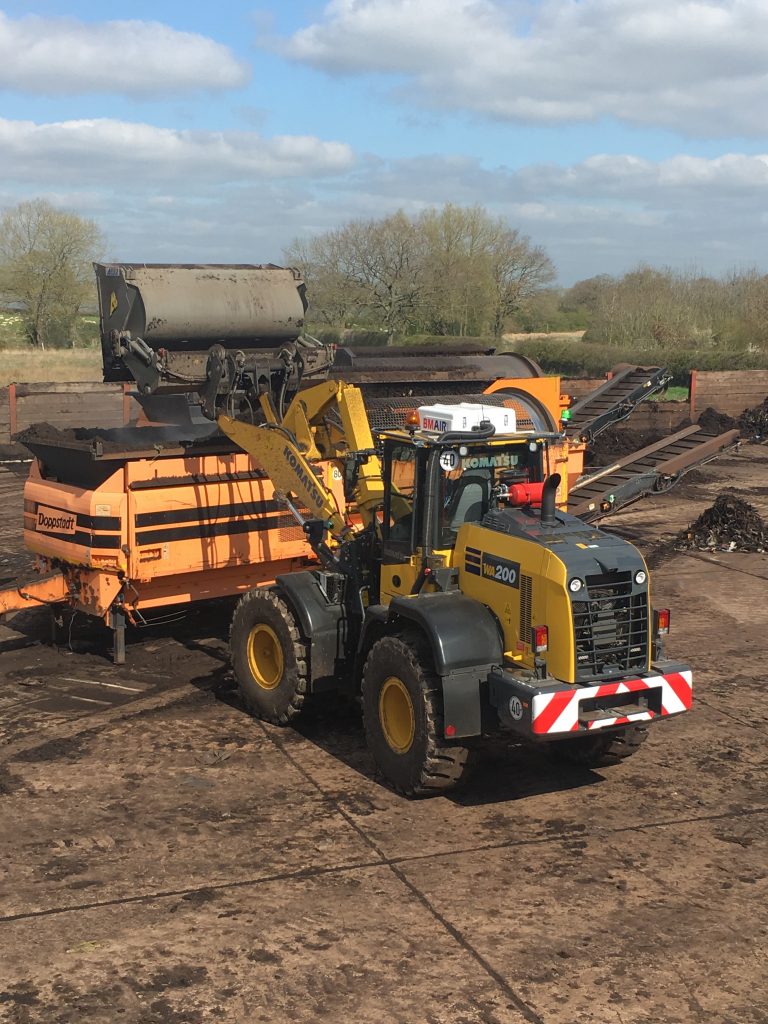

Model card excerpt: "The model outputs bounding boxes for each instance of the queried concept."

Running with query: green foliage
[341,330,390,347]
[309,328,343,344]
[0,199,103,350]
[508,288,589,332]
[650,386,689,402]
[287,204,555,341]
[0,310,101,351]
[561,265,768,354]
[513,337,768,385]
[0,309,25,349]
[390,333,492,347]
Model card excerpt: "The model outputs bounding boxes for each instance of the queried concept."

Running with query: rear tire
[362,631,472,797]
[230,588,307,725]
[546,723,648,768]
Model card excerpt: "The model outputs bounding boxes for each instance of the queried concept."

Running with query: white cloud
[278,0,768,136]
[3,132,766,282]
[0,117,355,183]
[513,153,768,197]
[299,150,768,279]
[0,11,249,96]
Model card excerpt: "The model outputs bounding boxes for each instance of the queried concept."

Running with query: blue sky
[1,1,767,284]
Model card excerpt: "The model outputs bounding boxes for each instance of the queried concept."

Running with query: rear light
[531,625,548,653]
[655,608,671,635]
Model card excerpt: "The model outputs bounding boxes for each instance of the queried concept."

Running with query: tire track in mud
[0,684,206,762]
[1,803,766,927]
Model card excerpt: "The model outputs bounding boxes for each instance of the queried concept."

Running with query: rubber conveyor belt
[565,365,672,443]
[569,424,740,521]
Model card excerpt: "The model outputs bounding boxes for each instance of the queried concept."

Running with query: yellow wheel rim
[247,624,284,690]
[379,676,415,754]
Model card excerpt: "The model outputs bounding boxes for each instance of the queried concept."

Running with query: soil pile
[676,494,767,552]
[586,427,668,467]
[697,407,737,434]
[697,398,768,441]
[14,421,219,455]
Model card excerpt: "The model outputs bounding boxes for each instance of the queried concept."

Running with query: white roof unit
[417,403,517,434]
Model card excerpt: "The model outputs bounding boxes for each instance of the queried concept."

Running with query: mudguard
[384,592,504,739]
[387,592,503,675]
[275,571,345,684]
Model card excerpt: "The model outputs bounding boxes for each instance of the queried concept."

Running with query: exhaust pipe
[541,473,561,527]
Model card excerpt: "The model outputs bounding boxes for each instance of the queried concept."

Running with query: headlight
[634,570,647,585]
[568,577,584,593]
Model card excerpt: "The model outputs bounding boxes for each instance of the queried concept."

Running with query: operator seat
[445,469,492,534]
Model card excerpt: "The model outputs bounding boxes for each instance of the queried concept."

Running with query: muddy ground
[0,446,767,1023]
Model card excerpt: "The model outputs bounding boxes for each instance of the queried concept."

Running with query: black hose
[437,421,496,443]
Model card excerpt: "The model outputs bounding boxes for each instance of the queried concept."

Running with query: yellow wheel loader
[219,381,692,796]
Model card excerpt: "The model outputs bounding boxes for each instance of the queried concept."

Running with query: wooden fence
[690,370,768,419]
[0,382,137,444]
[1,370,766,444]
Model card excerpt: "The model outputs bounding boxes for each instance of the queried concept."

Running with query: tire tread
[230,588,307,726]
[547,723,649,767]
[362,629,472,797]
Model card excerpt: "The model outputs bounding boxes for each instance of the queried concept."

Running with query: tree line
[2,196,768,360]
[285,204,555,340]
[561,266,768,354]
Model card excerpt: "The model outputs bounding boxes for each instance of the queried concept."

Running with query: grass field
[0,310,101,386]
[0,347,103,386]
[501,330,586,344]
[651,385,689,401]
[0,348,695,395]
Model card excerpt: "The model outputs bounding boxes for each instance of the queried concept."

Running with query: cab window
[434,443,539,548]
[382,442,422,554]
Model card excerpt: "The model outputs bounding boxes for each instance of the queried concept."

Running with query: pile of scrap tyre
[676,494,767,553]
[739,398,768,441]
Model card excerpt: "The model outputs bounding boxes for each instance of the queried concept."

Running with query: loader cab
[377,432,545,603]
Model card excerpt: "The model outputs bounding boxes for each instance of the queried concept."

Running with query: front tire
[230,588,307,725]
[546,723,648,768]
[362,632,472,797]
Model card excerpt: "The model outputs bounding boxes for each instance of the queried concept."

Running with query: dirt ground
[0,446,767,1024]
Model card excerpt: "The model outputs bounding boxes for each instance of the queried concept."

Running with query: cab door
[378,441,425,603]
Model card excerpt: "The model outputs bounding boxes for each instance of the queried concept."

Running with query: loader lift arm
[218,380,391,567]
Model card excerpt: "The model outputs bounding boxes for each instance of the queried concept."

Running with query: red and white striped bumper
[531,668,693,735]
[488,662,692,739]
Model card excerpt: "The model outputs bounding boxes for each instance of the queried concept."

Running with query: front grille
[571,570,648,681]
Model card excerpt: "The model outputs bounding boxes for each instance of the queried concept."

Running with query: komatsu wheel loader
[218,380,692,797]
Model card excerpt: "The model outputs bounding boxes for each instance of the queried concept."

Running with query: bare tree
[485,223,556,338]
[286,204,556,341]
[0,199,103,349]
[416,204,495,336]
[335,212,424,341]
[284,234,365,328]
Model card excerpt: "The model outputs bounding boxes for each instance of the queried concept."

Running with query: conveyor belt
[332,347,543,396]
[565,365,672,443]
[569,425,740,521]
